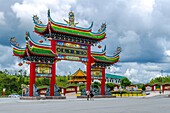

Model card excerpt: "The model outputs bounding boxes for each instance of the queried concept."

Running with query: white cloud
[0,44,30,75]
[108,62,170,83]
[118,31,141,60]
[109,66,121,73]
[0,45,13,64]
[165,50,170,57]
[0,11,5,25]
[57,60,85,75]
[11,0,77,28]
[130,0,155,14]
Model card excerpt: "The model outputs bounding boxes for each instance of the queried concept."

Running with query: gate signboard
[91,68,102,79]
[56,41,88,62]
[36,64,52,77]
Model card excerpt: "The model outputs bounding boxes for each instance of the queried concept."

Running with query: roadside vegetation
[0,70,74,96]
[1,69,170,96]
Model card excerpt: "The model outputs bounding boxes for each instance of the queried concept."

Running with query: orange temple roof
[71,68,86,77]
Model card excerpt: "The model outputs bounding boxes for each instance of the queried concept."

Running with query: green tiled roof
[28,45,55,56]
[92,55,119,63]
[34,24,106,39]
[13,49,25,56]
[106,73,126,79]
[33,10,106,40]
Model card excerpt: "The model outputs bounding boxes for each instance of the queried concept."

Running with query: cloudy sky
[1,0,170,83]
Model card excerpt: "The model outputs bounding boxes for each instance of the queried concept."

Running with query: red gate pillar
[151,85,154,91]
[50,39,56,96]
[101,68,106,95]
[162,85,165,93]
[75,86,78,93]
[29,62,36,96]
[33,63,36,85]
[86,45,91,91]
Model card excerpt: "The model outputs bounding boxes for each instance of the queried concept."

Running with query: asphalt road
[0,97,170,113]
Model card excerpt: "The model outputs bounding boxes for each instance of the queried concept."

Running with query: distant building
[68,68,86,84]
[69,69,125,84]
[105,73,126,84]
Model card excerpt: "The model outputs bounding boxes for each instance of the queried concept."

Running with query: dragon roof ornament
[98,23,106,33]
[33,15,43,25]
[10,37,20,47]
[113,47,122,57]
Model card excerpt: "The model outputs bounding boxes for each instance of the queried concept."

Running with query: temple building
[68,68,86,84]
[68,69,125,84]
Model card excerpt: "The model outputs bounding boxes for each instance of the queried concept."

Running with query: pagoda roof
[68,79,86,82]
[11,44,26,57]
[11,33,121,65]
[91,47,121,64]
[92,55,119,63]
[33,10,106,41]
[10,32,56,58]
[71,68,86,77]
[26,34,55,57]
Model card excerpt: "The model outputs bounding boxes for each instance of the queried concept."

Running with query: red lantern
[39,40,43,43]
[48,38,52,41]
[26,61,31,64]
[18,62,23,66]
[98,45,102,48]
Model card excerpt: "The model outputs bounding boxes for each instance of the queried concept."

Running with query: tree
[92,82,100,88]
[4,69,9,74]
[150,76,170,84]
[106,83,114,90]
[141,84,146,91]
[120,78,131,89]
[18,69,23,76]
[23,70,27,76]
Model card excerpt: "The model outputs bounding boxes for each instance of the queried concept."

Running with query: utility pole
[160,70,164,94]
[161,70,163,83]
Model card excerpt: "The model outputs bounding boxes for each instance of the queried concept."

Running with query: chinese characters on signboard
[36,64,52,77]
[91,68,102,78]
[56,42,88,62]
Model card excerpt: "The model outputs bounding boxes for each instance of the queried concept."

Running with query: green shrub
[106,83,114,90]
[79,85,86,92]
[112,91,142,94]
[91,82,100,88]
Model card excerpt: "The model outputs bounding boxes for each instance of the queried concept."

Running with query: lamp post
[160,70,164,93]
[160,70,164,84]
[161,70,163,76]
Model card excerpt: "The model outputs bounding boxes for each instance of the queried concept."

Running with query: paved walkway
[0,96,170,113]
[144,91,170,98]
[0,91,170,113]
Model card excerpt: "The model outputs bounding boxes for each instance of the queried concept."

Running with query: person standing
[90,91,94,100]
[86,90,90,101]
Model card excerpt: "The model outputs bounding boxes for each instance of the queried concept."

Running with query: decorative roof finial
[102,45,106,52]
[48,9,50,18]
[98,23,106,32]
[25,32,30,41]
[113,47,122,56]
[64,11,79,27]
[33,15,43,25]
[10,37,20,47]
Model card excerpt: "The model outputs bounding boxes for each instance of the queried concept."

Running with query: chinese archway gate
[10,10,121,96]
